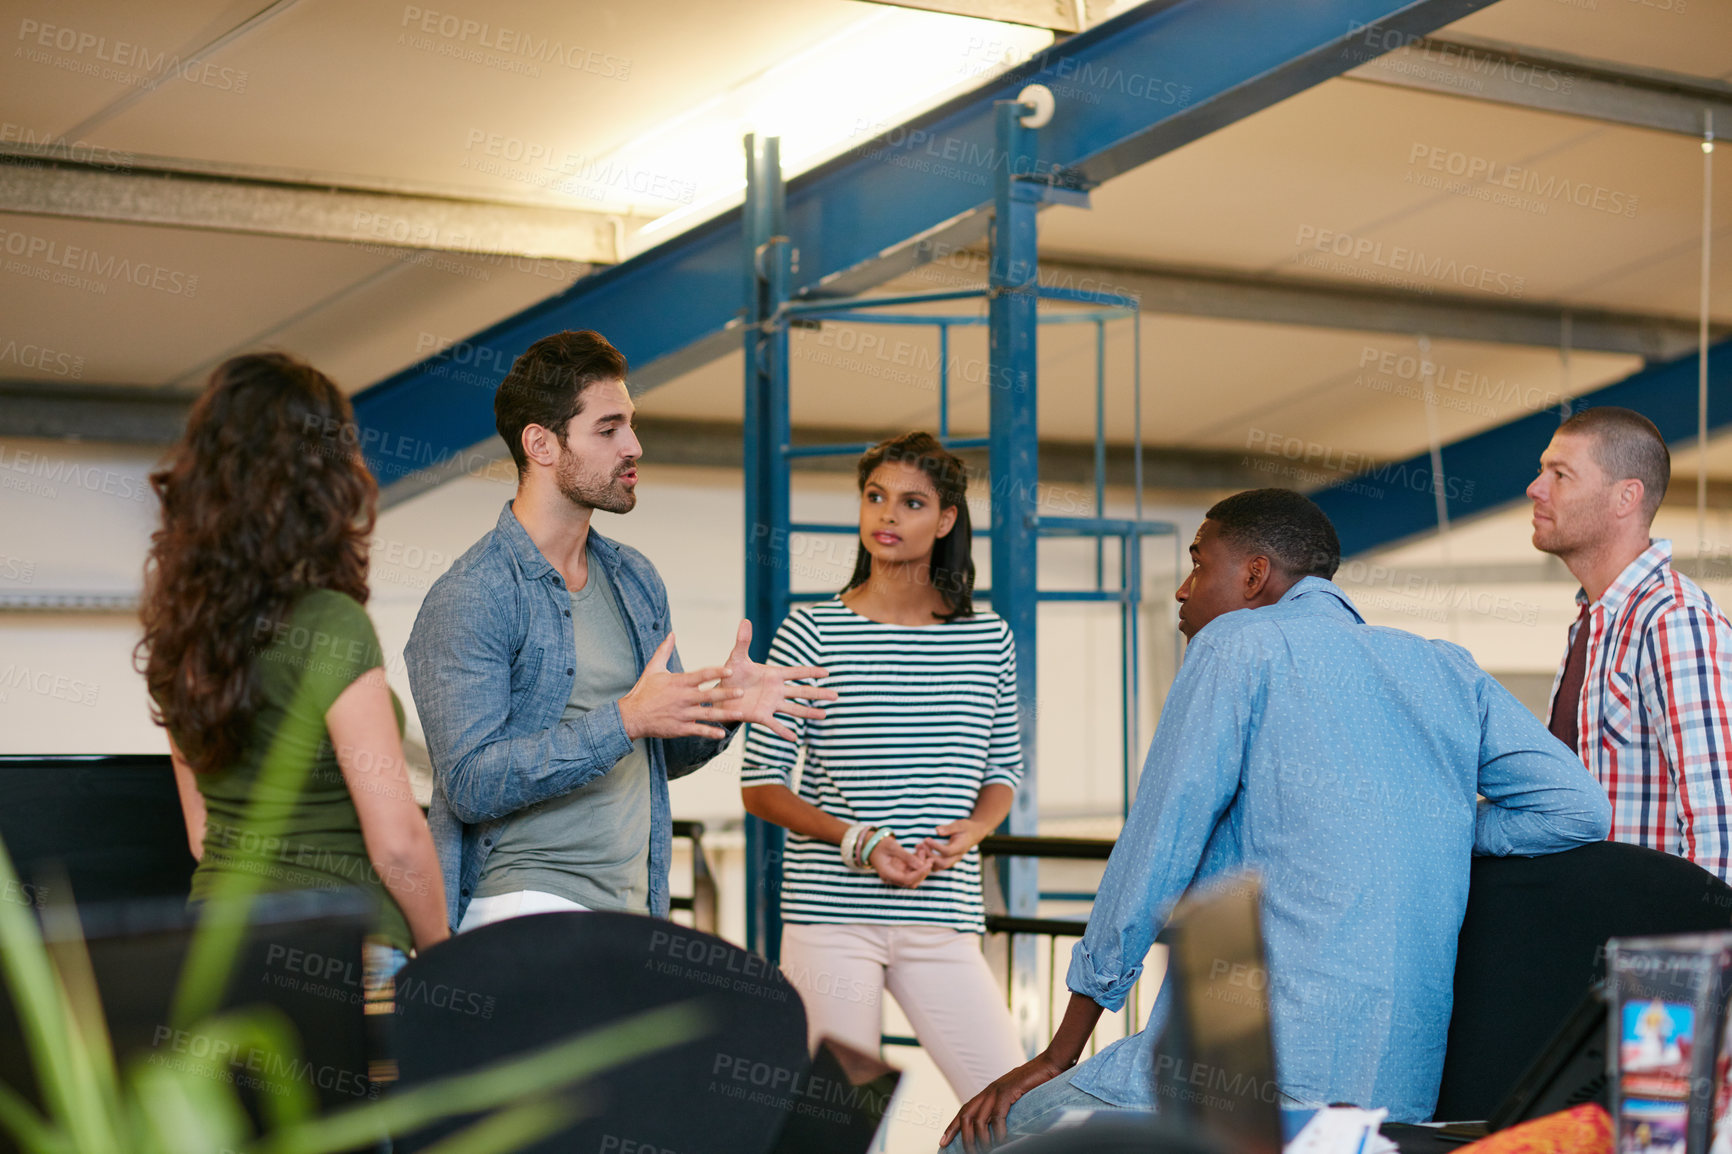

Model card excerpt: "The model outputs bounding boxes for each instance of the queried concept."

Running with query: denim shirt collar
[1275,575,1366,623]
[494,499,623,583]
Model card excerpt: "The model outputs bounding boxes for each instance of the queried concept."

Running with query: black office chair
[1434,840,1732,1120]
[391,912,811,1154]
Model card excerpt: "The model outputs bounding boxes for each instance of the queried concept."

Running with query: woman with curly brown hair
[137,352,448,963]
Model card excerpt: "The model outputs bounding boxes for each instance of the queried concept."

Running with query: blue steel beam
[1312,339,1732,558]
[354,0,1494,496]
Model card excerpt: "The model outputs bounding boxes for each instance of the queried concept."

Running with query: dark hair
[1557,406,1669,521]
[842,432,974,621]
[136,353,376,775]
[495,330,629,476]
[1205,488,1341,580]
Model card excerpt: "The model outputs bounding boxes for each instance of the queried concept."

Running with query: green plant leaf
[410,1093,586,1154]
[0,836,123,1153]
[132,1006,320,1135]
[38,875,119,1108]
[0,1077,66,1154]
[126,1054,251,1154]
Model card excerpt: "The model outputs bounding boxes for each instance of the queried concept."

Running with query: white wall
[0,438,158,744]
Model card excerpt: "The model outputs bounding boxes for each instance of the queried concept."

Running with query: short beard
[556,453,636,515]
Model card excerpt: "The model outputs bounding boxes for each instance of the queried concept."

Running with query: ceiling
[1,0,1729,497]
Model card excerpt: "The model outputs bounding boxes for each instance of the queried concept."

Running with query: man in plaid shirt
[1529,406,1732,882]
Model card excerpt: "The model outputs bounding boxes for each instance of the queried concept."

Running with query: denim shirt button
[563,609,570,617]
[482,838,493,848]
[566,667,575,675]
[460,886,470,897]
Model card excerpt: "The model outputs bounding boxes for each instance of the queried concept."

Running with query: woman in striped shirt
[742,431,1026,1103]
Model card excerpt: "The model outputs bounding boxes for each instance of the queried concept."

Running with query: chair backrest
[1435,841,1732,1121]
[0,754,195,904]
[0,889,377,1152]
[392,912,810,1154]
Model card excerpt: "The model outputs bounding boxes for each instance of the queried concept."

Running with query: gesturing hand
[868,834,931,889]
[714,619,838,742]
[916,816,992,873]
[942,1053,1067,1153]
[618,634,741,741]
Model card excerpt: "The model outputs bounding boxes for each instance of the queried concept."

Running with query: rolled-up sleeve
[1470,663,1612,857]
[406,573,631,825]
[1067,634,1256,1010]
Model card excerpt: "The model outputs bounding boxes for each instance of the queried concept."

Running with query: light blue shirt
[1065,578,1611,1122]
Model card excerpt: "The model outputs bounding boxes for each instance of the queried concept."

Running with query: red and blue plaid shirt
[1549,539,1732,882]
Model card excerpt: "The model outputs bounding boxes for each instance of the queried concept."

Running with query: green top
[184,589,413,952]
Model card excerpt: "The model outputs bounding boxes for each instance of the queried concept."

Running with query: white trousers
[779,922,1025,1102]
[457,889,590,933]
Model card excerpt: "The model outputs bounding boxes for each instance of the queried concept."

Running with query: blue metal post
[991,97,1043,1054]
[1094,319,1107,590]
[938,323,951,441]
[1130,313,1146,817]
[743,135,792,960]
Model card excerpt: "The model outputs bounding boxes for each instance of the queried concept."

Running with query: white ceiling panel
[0,211,395,384]
[1038,79,1732,320]
[1450,0,1732,80]
[0,0,258,141]
[169,248,585,395]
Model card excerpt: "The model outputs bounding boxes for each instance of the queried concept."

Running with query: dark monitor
[0,754,195,905]
[1155,874,1284,1154]
[1487,988,1609,1131]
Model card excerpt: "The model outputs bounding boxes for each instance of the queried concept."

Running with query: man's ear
[1243,554,1272,601]
[521,423,559,470]
[1614,478,1645,520]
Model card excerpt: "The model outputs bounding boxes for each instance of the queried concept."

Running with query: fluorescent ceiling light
[620,9,1052,246]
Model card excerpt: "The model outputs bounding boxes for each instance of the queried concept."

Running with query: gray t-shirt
[475,559,652,912]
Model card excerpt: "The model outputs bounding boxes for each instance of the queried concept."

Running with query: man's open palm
[715,619,836,741]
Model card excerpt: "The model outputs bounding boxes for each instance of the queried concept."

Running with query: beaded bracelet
[858,827,893,870]
[839,823,867,870]
[849,826,880,872]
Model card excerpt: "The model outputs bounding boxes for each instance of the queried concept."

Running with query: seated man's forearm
[1045,992,1107,1069]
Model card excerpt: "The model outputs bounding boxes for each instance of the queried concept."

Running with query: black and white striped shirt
[741,599,1023,931]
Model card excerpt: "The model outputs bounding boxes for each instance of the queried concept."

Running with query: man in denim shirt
[944,489,1610,1152]
[406,330,833,933]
